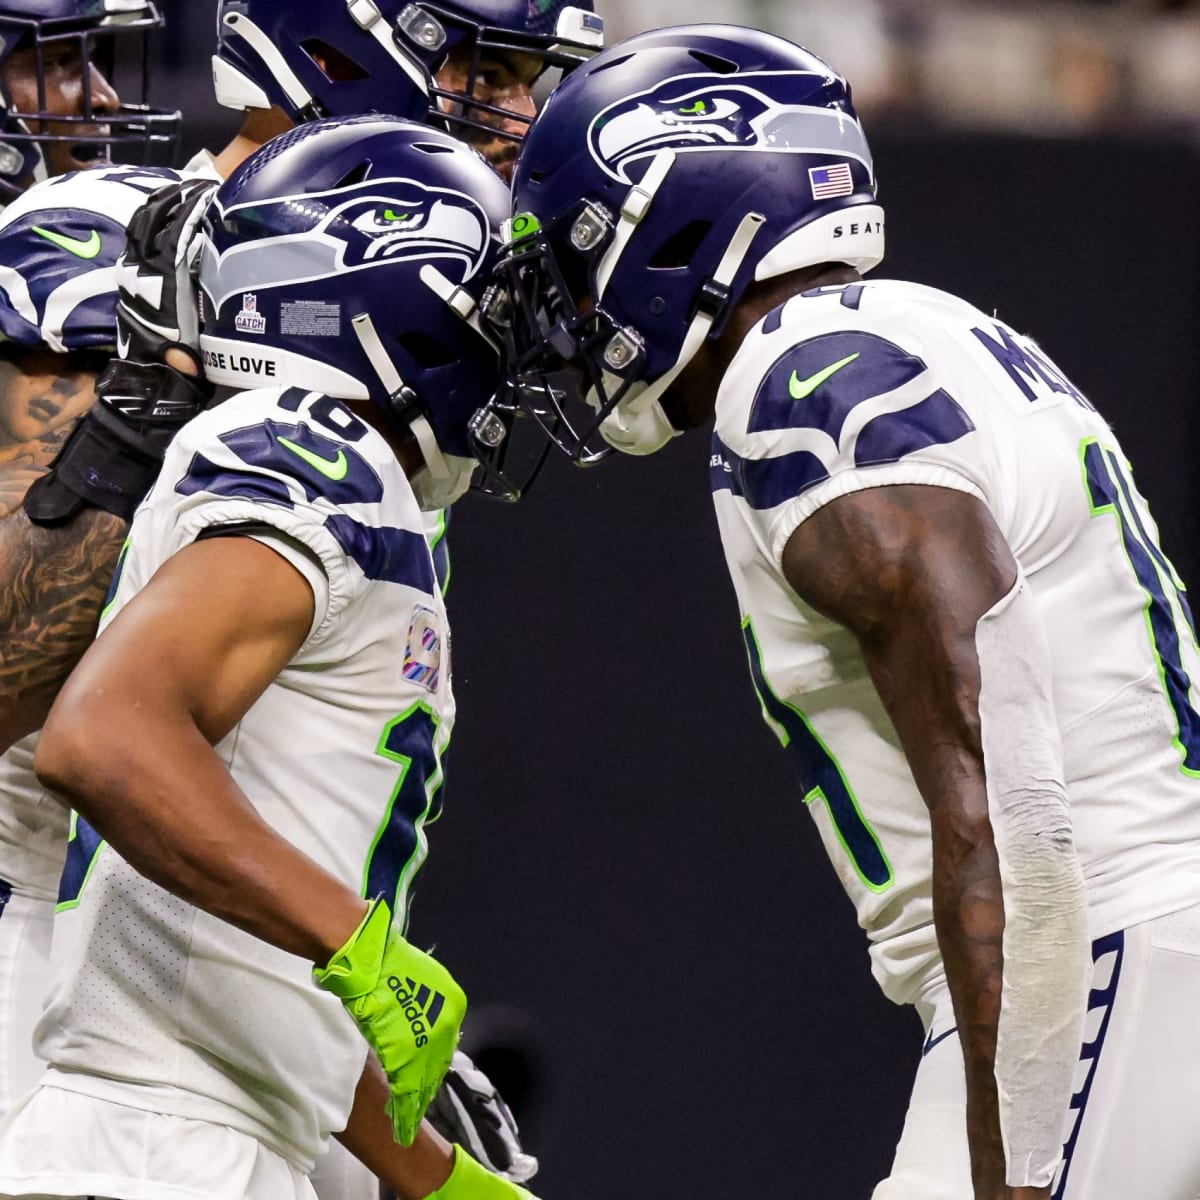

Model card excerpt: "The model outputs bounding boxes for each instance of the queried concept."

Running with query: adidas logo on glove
[388,975,446,1047]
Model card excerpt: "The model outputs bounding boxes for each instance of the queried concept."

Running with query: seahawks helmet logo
[589,73,874,184]
[201,178,490,313]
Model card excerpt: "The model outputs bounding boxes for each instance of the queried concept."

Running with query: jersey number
[742,619,894,892]
[1082,438,1200,774]
[55,708,447,919]
[364,703,447,927]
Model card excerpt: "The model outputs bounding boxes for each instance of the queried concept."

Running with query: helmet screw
[602,328,643,372]
[649,296,666,316]
[471,409,507,448]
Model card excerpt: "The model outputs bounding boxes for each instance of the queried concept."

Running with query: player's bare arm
[38,531,467,1147]
[781,483,1056,1200]
[340,1057,455,1197]
[35,534,371,961]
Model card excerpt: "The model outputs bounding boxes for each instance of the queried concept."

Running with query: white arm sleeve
[975,570,1090,1187]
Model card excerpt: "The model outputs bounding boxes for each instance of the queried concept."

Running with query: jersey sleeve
[714,317,991,566]
[198,524,332,646]
[143,392,435,653]
[0,166,184,353]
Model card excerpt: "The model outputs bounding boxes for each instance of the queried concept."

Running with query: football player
[0,0,186,1132]
[483,25,1200,1200]
[0,2,597,1192]
[0,114,532,1200]
[0,0,182,747]
[0,0,603,752]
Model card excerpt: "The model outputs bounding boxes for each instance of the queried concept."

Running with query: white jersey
[0,161,221,901]
[712,278,1200,1004]
[35,384,455,1171]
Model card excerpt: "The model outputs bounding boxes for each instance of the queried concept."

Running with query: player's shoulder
[716,279,984,458]
[739,278,984,379]
[160,386,434,602]
[170,386,417,522]
[0,165,189,237]
[0,166,189,354]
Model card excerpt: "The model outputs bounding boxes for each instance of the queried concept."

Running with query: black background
[156,13,1200,1194]
[419,130,1200,1196]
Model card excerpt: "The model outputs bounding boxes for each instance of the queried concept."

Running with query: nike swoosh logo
[278,436,349,481]
[788,351,860,400]
[32,225,102,260]
[921,1025,957,1057]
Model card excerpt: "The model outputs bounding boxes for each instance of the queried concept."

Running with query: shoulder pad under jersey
[0,165,187,354]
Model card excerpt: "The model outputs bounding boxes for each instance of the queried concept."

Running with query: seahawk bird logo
[588,72,874,185]
[200,177,490,313]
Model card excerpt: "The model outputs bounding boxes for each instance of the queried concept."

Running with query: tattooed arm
[782,484,1064,1200]
[0,347,121,752]
[0,348,104,518]
[0,507,124,751]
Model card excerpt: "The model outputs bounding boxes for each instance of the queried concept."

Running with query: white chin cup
[409,453,475,510]
[595,383,679,456]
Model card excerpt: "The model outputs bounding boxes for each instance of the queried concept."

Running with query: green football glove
[315,898,465,1146]
[426,1144,538,1200]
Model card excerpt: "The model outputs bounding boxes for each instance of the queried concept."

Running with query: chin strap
[595,149,675,303]
[420,264,498,349]
[351,310,464,501]
[352,310,410,403]
[220,11,317,115]
[346,0,430,96]
[597,209,766,455]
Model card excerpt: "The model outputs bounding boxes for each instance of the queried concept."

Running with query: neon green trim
[99,537,132,624]
[1079,436,1200,779]
[54,810,108,913]
[426,509,451,596]
[788,352,860,400]
[32,225,101,259]
[741,616,894,893]
[363,701,449,924]
[278,437,349,481]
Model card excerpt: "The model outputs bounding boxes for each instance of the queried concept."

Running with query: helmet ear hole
[648,219,712,270]
[300,39,369,84]
[396,331,458,369]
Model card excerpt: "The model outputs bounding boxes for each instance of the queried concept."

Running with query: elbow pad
[976,571,1090,1188]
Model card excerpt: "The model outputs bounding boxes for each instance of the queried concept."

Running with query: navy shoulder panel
[0,166,186,352]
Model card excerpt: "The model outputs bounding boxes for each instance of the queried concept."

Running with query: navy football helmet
[484,24,886,460]
[198,114,511,509]
[0,1,180,202]
[213,0,602,139]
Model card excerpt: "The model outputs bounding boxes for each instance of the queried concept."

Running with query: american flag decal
[809,163,854,200]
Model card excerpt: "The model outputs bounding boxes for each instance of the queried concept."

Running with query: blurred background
[154,2,1200,1196]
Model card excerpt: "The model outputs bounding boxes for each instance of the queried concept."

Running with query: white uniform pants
[873,903,1200,1198]
[0,1085,318,1200]
[0,887,52,1119]
[309,1139,379,1200]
